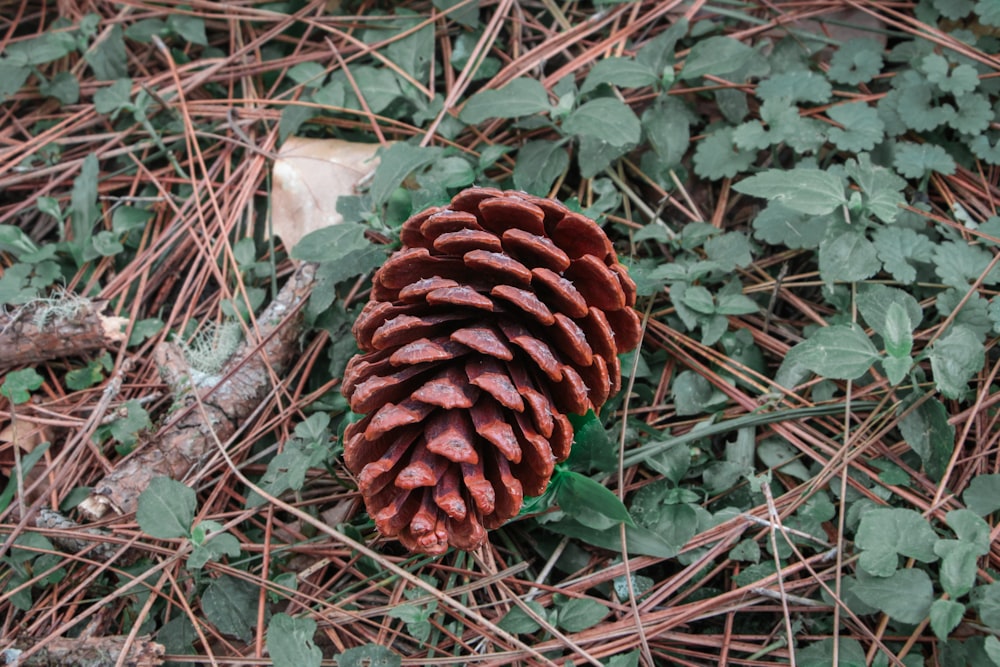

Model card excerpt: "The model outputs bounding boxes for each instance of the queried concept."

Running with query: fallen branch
[0,295,128,370]
[0,635,164,667]
[78,263,316,520]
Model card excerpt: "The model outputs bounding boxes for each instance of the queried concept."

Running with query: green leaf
[857,284,923,338]
[187,530,241,570]
[751,203,827,249]
[852,568,934,624]
[85,24,128,80]
[798,638,867,667]
[692,127,755,180]
[818,230,880,284]
[351,66,404,114]
[565,410,615,473]
[894,142,956,178]
[845,154,906,224]
[827,38,884,85]
[201,576,258,642]
[873,226,935,284]
[828,102,885,152]
[581,57,657,94]
[757,438,811,481]
[789,324,879,380]
[965,474,1000,515]
[733,169,845,215]
[681,36,755,80]
[4,31,76,66]
[109,399,151,447]
[337,645,401,667]
[934,240,1000,289]
[1,368,44,405]
[641,96,693,169]
[0,62,32,102]
[369,143,442,207]
[971,133,1000,165]
[937,541,981,598]
[979,0,1000,25]
[136,477,195,539]
[951,92,993,135]
[899,398,955,481]
[636,18,687,77]
[0,443,49,514]
[167,12,209,46]
[883,302,914,358]
[921,54,978,95]
[39,71,80,105]
[70,153,100,263]
[287,62,328,87]
[929,325,985,399]
[498,600,547,634]
[930,599,966,642]
[555,470,634,527]
[266,614,321,667]
[671,369,722,416]
[512,140,568,196]
[855,507,939,576]
[545,517,679,558]
[556,598,608,632]
[562,98,640,148]
[756,71,832,104]
[459,78,550,123]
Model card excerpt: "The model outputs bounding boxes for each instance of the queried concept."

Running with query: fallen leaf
[270,137,385,253]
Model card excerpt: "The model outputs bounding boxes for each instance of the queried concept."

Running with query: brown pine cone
[341,187,642,554]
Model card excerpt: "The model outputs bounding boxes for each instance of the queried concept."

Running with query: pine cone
[342,187,642,554]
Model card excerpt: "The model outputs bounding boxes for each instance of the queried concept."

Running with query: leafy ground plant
[1,1,999,665]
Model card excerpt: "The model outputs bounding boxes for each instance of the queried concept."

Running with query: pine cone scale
[342,188,641,554]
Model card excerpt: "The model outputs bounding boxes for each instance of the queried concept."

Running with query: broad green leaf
[789,324,879,380]
[1,368,44,405]
[641,96,693,169]
[137,477,196,539]
[964,474,1000,516]
[555,470,634,527]
[351,66,404,114]
[187,531,241,570]
[757,438,811,481]
[636,18,687,76]
[845,153,906,224]
[947,509,991,549]
[855,507,939,575]
[979,0,1000,25]
[681,36,755,80]
[556,598,608,632]
[0,62,32,102]
[287,62,328,87]
[951,92,993,134]
[970,132,1000,165]
[733,169,846,215]
[818,230,880,283]
[872,226,934,284]
[545,517,678,558]
[857,284,923,337]
[751,203,827,250]
[167,12,209,46]
[930,599,965,642]
[39,71,80,105]
[936,541,980,598]
[929,325,985,399]
[797,638,867,667]
[934,240,1000,289]
[267,614,321,667]
[369,144,441,206]
[562,98,640,147]
[380,14,434,81]
[827,38,883,85]
[921,54,978,95]
[975,583,1000,633]
[337,644,401,667]
[498,600,547,634]
[109,399,152,447]
[459,78,550,123]
[671,369,722,416]
[693,127,755,179]
[852,568,934,624]
[512,140,568,196]
[828,102,885,152]
[201,576,258,642]
[85,24,128,80]
[883,302,914,358]
[581,57,657,94]
[565,410,615,473]
[4,31,75,66]
[756,71,832,104]
[894,142,956,178]
[898,398,954,481]
[704,234,753,271]
[278,105,314,142]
